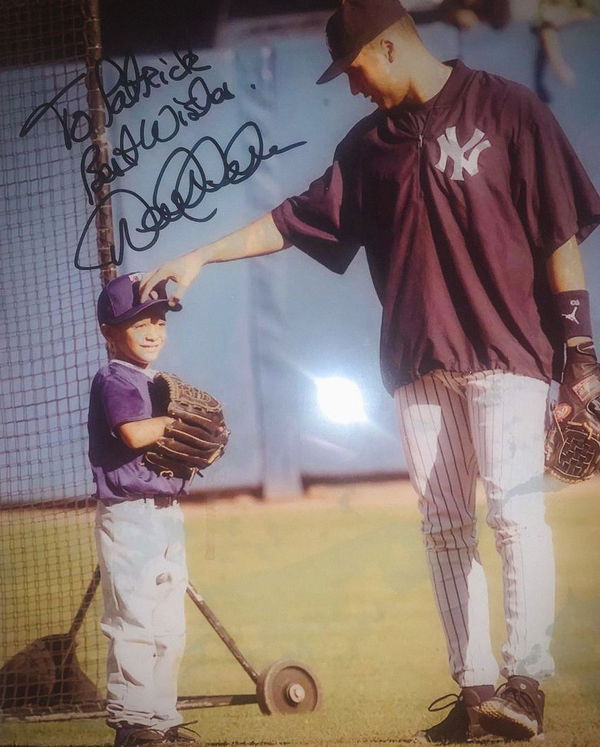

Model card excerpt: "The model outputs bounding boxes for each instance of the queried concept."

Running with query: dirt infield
[184,473,600,516]
[185,477,416,514]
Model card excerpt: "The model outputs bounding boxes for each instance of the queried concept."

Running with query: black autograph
[74,121,307,270]
[19,49,224,151]
[80,73,235,204]
[20,50,307,272]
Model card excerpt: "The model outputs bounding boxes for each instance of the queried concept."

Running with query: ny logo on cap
[435,126,491,181]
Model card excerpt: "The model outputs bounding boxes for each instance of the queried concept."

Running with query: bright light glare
[315,377,367,425]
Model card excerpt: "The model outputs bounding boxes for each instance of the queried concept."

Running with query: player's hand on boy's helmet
[139,252,204,307]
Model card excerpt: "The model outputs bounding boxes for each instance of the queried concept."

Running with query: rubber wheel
[256,659,321,715]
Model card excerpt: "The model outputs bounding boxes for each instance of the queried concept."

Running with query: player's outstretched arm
[139,213,290,306]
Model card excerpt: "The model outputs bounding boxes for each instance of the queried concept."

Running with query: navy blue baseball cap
[317,0,408,85]
[97,272,182,326]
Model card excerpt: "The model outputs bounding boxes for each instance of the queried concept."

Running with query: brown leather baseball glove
[544,342,600,483]
[145,372,229,481]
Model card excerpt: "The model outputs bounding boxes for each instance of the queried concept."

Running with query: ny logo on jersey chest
[434,126,491,181]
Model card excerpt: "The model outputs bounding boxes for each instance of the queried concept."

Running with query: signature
[80,73,235,204]
[74,121,307,270]
[19,49,229,151]
[19,50,307,272]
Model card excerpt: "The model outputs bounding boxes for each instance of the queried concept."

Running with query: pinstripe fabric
[395,370,555,686]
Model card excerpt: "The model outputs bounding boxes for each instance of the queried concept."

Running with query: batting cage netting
[1,0,111,720]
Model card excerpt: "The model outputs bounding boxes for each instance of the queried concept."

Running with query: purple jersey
[88,360,186,501]
[272,60,600,393]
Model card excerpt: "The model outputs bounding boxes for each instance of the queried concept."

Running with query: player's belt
[147,494,179,508]
[98,494,180,506]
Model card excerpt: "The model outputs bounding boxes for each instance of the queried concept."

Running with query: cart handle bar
[186,582,259,684]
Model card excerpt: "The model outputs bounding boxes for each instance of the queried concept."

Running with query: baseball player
[140,0,600,742]
[87,274,199,747]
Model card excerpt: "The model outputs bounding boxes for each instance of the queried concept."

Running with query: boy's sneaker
[163,721,201,744]
[476,675,545,741]
[113,723,168,747]
[409,685,501,743]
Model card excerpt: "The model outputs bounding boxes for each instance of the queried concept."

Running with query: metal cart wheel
[256,659,321,715]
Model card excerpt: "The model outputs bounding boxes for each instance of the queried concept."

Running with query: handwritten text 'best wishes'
[19,49,307,270]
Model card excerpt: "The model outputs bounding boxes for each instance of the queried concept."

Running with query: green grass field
[1,478,599,746]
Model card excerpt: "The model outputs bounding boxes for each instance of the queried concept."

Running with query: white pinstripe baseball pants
[395,370,555,687]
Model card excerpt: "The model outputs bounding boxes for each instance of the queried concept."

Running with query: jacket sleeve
[271,144,363,274]
[510,87,600,258]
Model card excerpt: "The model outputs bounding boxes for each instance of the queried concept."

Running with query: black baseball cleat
[163,720,201,744]
[113,722,168,747]
[407,685,502,743]
[476,675,545,741]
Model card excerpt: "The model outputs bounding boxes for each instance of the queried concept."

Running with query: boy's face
[102,310,167,367]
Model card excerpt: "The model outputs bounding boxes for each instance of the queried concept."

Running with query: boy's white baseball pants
[95,498,188,730]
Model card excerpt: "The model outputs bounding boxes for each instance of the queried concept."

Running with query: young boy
[88,272,197,747]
